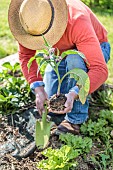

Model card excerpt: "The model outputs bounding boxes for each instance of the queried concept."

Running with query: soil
[0,107,113,170]
[0,115,100,170]
[0,135,60,170]
[0,145,103,170]
[49,93,67,111]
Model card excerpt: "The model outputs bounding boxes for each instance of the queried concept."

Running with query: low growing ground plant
[91,88,113,110]
[37,134,93,170]
[80,109,113,169]
[0,62,33,115]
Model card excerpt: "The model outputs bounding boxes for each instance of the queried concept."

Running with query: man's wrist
[69,91,78,100]
[69,86,79,98]
[30,81,45,94]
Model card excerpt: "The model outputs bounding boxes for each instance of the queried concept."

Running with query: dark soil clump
[49,93,67,111]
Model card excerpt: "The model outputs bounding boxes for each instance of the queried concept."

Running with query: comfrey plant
[28,36,90,104]
[27,36,90,148]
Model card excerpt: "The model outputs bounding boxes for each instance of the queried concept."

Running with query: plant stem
[57,80,61,95]
[55,66,61,95]
[58,72,69,94]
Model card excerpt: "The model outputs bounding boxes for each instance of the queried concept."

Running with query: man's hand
[49,91,78,114]
[35,86,48,115]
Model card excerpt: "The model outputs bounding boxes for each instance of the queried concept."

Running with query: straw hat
[8,0,68,50]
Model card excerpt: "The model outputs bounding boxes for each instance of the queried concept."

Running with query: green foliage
[80,108,113,169]
[37,145,78,170]
[0,0,18,58]
[90,156,103,170]
[35,104,54,149]
[2,62,20,75]
[0,62,33,115]
[82,0,113,12]
[90,149,113,170]
[92,89,113,109]
[80,119,110,141]
[59,133,92,154]
[37,133,93,170]
[99,153,110,170]
[60,50,89,65]
[68,68,90,104]
[99,109,113,124]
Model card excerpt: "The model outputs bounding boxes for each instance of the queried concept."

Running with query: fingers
[36,101,44,115]
[48,105,72,114]
[65,94,73,109]
[48,108,66,114]
[35,96,47,116]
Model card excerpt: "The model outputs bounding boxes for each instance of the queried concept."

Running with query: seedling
[28,36,90,106]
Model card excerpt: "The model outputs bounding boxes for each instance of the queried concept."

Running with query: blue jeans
[43,42,111,124]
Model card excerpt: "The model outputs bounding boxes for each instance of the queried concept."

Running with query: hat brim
[8,0,68,50]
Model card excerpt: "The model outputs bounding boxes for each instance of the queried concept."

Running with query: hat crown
[19,0,52,35]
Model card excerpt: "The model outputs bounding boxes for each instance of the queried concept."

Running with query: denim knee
[65,54,88,73]
[100,42,111,63]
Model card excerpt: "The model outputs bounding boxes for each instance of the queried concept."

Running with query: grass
[0,0,113,84]
[95,13,113,84]
[0,0,18,58]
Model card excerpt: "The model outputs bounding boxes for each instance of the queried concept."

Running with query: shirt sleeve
[72,16,108,94]
[18,44,43,84]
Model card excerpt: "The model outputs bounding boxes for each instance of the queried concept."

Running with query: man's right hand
[34,86,48,116]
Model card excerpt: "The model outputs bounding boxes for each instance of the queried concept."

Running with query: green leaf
[99,110,113,124]
[35,118,53,149]
[13,62,20,72]
[59,133,92,154]
[35,106,54,149]
[42,35,51,48]
[0,94,7,102]
[61,50,90,66]
[36,58,48,76]
[70,69,88,85]
[36,58,53,76]
[27,56,35,71]
[61,50,84,59]
[38,145,78,169]
[100,153,110,169]
[79,87,87,104]
[2,62,13,71]
[36,49,48,55]
[35,52,46,58]
[65,68,90,104]
[27,53,44,71]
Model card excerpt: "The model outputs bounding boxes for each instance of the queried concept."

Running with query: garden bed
[0,102,113,170]
[0,61,113,170]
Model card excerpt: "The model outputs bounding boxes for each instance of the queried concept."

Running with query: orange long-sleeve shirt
[19,0,108,94]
